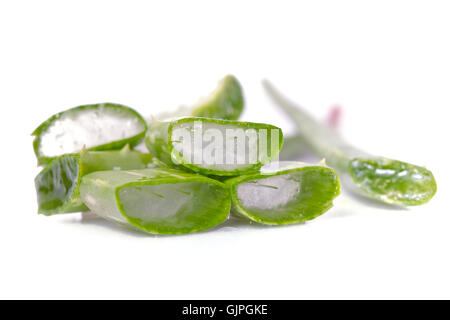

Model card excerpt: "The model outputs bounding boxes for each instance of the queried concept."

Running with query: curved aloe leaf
[35,147,153,215]
[191,75,244,120]
[80,168,231,234]
[156,75,244,121]
[32,103,147,164]
[226,161,340,225]
[263,80,437,206]
[279,134,308,160]
[145,117,283,176]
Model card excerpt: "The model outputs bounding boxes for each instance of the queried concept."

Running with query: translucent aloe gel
[226,161,340,225]
[80,168,231,234]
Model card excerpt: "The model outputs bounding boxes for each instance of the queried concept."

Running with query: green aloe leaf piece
[263,80,437,206]
[226,161,340,225]
[35,147,154,215]
[145,117,283,176]
[156,75,244,121]
[278,134,308,161]
[79,168,231,234]
[191,75,244,120]
[32,103,147,165]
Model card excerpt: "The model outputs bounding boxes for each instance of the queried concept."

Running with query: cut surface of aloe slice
[156,75,244,121]
[35,148,153,215]
[32,103,147,164]
[226,161,340,225]
[80,168,231,234]
[146,117,283,176]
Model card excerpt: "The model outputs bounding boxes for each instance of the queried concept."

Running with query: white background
[0,0,449,299]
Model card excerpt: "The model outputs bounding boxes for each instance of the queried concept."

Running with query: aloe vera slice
[146,117,283,176]
[35,147,153,215]
[79,168,231,234]
[32,103,147,164]
[226,161,340,225]
[156,75,244,121]
[263,80,437,206]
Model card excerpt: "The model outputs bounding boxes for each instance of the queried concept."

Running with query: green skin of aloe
[79,168,231,234]
[263,80,437,206]
[156,75,244,121]
[35,147,154,215]
[278,135,308,161]
[226,161,340,225]
[146,117,283,176]
[32,103,147,165]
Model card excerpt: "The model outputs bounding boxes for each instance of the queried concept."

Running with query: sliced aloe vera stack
[146,117,283,176]
[80,168,231,234]
[35,146,153,215]
[156,75,244,121]
[32,103,147,164]
[226,161,340,225]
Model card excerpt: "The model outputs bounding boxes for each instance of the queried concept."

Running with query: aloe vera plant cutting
[35,146,154,215]
[32,103,147,164]
[263,80,437,206]
[226,161,340,225]
[156,75,244,121]
[146,117,283,176]
[30,73,438,237]
[80,168,231,234]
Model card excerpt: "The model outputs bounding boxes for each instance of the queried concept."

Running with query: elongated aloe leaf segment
[226,161,340,225]
[263,80,437,206]
[279,134,308,161]
[156,75,244,120]
[32,103,147,164]
[80,168,231,234]
[146,117,283,176]
[35,147,153,216]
